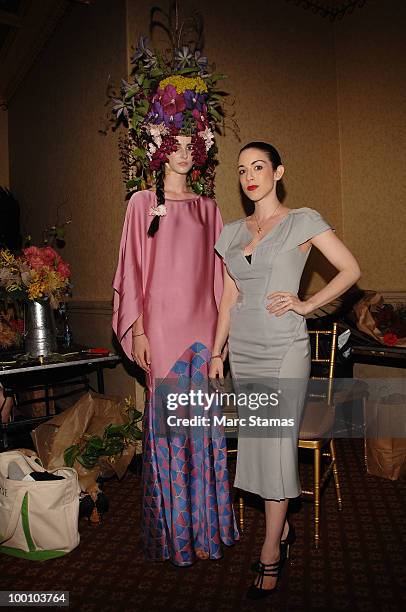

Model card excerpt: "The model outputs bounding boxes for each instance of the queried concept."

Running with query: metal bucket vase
[24,299,57,357]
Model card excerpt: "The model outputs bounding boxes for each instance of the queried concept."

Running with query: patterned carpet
[1,439,405,612]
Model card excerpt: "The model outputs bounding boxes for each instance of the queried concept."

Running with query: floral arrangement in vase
[0,245,71,309]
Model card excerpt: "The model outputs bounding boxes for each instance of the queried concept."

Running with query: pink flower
[57,261,70,279]
[41,246,59,267]
[23,246,46,271]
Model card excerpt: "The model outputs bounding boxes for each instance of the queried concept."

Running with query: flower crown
[111,36,227,198]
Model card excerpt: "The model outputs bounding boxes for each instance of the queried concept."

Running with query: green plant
[64,397,143,470]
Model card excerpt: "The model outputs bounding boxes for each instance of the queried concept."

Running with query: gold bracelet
[210,354,222,361]
[132,331,145,338]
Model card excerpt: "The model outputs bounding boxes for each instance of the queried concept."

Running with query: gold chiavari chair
[298,322,342,548]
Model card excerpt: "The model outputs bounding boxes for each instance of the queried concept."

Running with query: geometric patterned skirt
[141,342,240,566]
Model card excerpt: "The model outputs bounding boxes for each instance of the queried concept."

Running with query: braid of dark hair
[147,168,165,237]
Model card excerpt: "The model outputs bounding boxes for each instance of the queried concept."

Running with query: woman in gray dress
[210,142,361,599]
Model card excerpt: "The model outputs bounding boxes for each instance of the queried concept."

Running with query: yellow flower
[0,249,16,265]
[159,75,207,94]
[28,282,44,300]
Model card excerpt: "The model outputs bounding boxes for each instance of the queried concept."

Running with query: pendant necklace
[253,202,281,235]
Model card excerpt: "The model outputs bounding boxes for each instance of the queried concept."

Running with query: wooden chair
[298,322,342,548]
[222,374,245,532]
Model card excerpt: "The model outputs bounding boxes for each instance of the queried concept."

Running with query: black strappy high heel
[280,522,296,563]
[251,522,296,572]
[246,558,281,600]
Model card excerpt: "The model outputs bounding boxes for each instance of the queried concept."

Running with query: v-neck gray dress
[215,207,332,500]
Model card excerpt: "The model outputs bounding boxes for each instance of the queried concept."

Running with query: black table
[351,343,406,368]
[0,351,120,449]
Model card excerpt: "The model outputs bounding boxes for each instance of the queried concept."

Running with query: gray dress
[215,207,332,500]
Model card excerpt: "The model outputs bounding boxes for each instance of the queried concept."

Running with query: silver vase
[24,299,57,357]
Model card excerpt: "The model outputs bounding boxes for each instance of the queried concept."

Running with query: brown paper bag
[365,393,406,480]
[353,292,406,347]
[31,392,136,492]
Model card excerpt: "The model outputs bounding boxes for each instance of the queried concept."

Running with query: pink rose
[23,246,45,271]
[57,261,70,279]
[41,246,59,267]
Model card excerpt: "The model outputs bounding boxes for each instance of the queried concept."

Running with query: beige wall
[335,0,406,290]
[0,109,9,187]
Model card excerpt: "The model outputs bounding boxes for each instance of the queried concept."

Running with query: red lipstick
[247,185,258,191]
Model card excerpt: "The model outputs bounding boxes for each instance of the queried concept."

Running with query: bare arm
[268,229,361,316]
[131,314,151,372]
[212,266,239,355]
[132,314,144,335]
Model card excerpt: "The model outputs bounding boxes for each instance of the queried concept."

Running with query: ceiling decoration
[286,0,368,21]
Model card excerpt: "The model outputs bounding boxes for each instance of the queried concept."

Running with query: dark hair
[147,169,165,237]
[239,141,282,170]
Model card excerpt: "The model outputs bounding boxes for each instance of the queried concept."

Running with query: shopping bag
[0,450,80,559]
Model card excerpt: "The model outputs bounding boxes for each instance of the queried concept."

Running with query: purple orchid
[184,90,207,111]
[168,112,184,129]
[148,100,165,124]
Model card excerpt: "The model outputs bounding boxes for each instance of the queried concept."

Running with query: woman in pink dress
[112,133,239,565]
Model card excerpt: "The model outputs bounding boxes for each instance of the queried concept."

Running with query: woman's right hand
[209,357,224,390]
[131,334,151,373]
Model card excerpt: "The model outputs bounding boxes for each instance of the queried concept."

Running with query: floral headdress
[111,29,227,201]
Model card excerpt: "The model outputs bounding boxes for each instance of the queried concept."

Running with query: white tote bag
[0,450,80,560]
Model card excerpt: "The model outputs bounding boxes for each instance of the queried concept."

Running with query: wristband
[210,354,222,361]
[132,332,145,338]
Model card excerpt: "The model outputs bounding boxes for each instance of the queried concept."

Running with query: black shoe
[250,523,296,572]
[280,523,296,563]
[246,558,281,600]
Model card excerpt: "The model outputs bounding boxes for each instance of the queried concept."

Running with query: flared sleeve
[112,194,145,360]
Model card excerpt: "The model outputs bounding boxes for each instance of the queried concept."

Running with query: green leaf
[64,445,80,467]
[176,67,199,75]
[208,107,222,122]
[131,146,146,159]
[150,67,164,79]
[124,87,139,99]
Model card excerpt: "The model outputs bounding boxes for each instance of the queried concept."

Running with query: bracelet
[132,331,145,338]
[210,354,223,361]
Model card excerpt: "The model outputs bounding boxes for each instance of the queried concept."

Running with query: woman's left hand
[266,291,312,317]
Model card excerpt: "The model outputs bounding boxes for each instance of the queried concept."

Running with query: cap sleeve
[214,222,241,258]
[290,208,332,248]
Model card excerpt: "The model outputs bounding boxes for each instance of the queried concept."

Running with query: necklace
[253,203,281,235]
